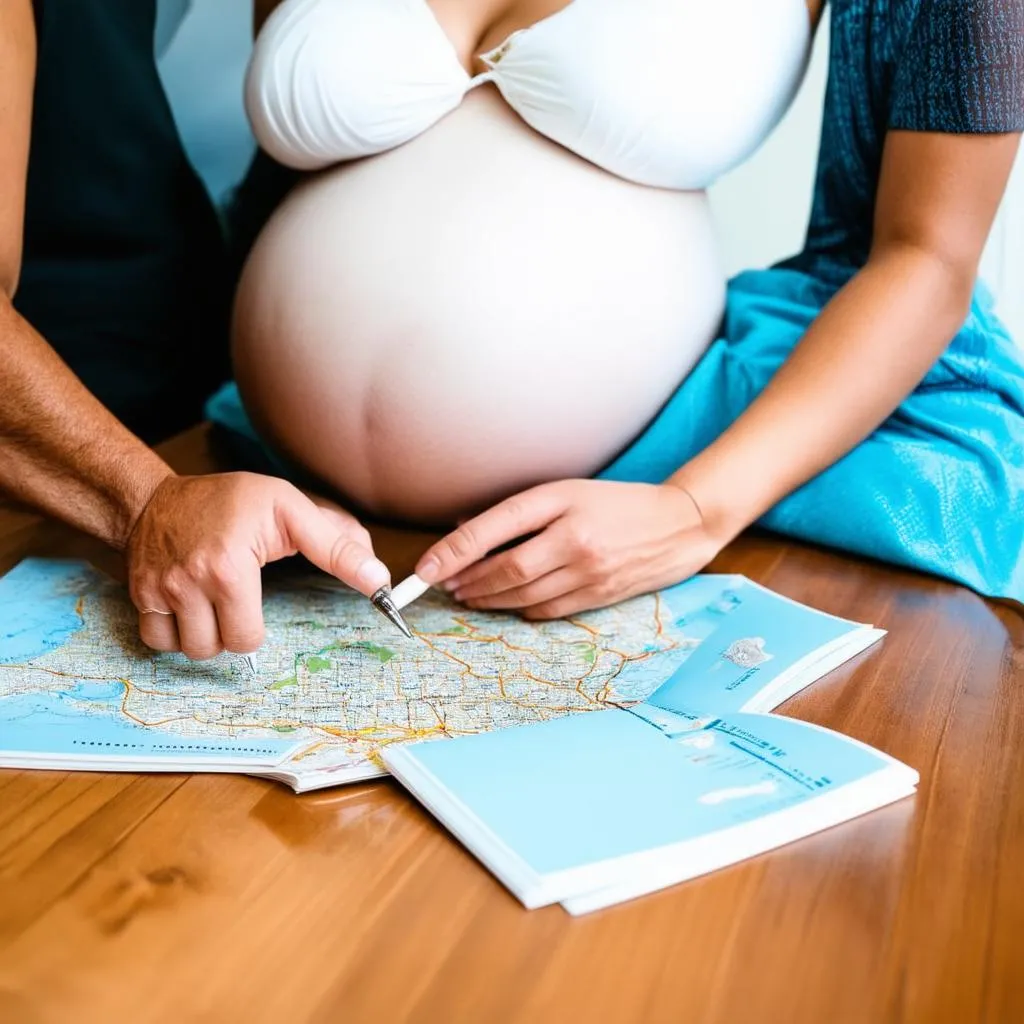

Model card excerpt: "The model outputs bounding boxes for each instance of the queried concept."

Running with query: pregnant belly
[233,88,725,525]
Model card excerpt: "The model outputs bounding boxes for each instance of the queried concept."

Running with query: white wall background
[706,12,830,275]
[980,151,1024,341]
[157,0,1023,342]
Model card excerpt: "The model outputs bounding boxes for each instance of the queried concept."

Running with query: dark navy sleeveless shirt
[14,0,232,442]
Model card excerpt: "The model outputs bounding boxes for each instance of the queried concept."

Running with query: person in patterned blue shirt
[421,0,1024,612]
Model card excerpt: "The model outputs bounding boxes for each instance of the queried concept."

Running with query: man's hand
[415,480,724,620]
[126,472,388,659]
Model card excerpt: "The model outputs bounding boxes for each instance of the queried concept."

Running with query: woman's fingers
[447,525,571,600]
[417,485,571,585]
[459,567,581,611]
[522,587,610,622]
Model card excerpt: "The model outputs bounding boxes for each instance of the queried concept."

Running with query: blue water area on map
[67,680,126,703]
[0,691,297,761]
[2,688,128,730]
[0,560,299,763]
[0,559,91,663]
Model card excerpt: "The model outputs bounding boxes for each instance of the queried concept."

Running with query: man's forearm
[671,245,975,536]
[0,295,174,548]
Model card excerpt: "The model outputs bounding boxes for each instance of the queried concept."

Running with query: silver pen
[370,575,432,639]
[370,585,414,639]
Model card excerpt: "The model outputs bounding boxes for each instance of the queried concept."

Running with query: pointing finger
[281,494,390,595]
[416,485,569,585]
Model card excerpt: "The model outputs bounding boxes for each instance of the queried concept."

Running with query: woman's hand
[415,480,726,619]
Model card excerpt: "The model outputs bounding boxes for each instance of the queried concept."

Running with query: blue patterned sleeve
[890,0,1024,133]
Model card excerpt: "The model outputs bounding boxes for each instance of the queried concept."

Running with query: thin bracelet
[667,480,704,524]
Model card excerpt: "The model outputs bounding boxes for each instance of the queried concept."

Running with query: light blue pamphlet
[640,576,873,719]
[387,709,905,883]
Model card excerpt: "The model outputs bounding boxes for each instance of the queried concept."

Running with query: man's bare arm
[0,0,388,660]
[0,0,172,545]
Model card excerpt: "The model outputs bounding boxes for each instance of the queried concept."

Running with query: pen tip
[370,588,415,640]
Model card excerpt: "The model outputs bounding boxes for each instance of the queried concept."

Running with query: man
[0,0,388,661]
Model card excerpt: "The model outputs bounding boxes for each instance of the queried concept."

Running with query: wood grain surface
[0,426,1021,1023]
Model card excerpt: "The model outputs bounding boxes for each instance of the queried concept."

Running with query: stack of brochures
[383,577,917,914]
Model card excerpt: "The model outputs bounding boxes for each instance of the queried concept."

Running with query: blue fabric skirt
[207,266,1024,601]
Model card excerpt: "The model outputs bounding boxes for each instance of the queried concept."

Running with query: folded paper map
[1,558,716,790]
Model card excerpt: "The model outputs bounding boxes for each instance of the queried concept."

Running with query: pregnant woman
[230,0,812,523]
[217,0,1024,618]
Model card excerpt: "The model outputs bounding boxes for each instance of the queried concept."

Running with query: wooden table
[1,426,1022,1023]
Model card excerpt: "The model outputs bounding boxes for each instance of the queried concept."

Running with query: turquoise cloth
[596,269,1024,601]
